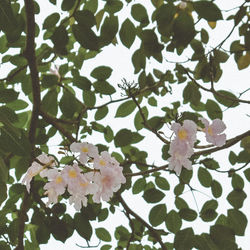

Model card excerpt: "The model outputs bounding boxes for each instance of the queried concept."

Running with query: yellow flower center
[55,176,63,184]
[81,147,88,153]
[99,159,106,166]
[207,127,213,136]
[68,169,77,178]
[178,129,187,140]
[80,182,89,187]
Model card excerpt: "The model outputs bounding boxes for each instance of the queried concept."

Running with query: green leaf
[200,200,218,222]
[205,99,222,120]
[155,177,170,191]
[174,183,184,196]
[132,178,146,194]
[98,208,109,222]
[143,188,165,203]
[173,11,195,47]
[114,129,133,147]
[179,168,193,184]
[198,167,212,187]
[141,29,164,58]
[131,132,144,144]
[0,158,8,183]
[115,101,136,118]
[41,89,58,116]
[211,180,222,198]
[104,0,123,14]
[183,82,201,106]
[41,74,58,88]
[214,90,239,108]
[49,217,69,242]
[241,136,250,153]
[165,210,182,233]
[73,76,91,91]
[95,106,109,120]
[51,25,68,54]
[119,18,136,48]
[149,204,166,226]
[131,4,149,26]
[6,99,28,111]
[72,24,99,51]
[100,15,118,47]
[201,158,219,170]
[91,66,112,80]
[93,80,115,95]
[75,10,96,28]
[229,151,237,165]
[104,126,114,143]
[232,174,244,190]
[227,209,247,236]
[147,116,164,130]
[174,228,194,250]
[43,13,60,29]
[83,0,98,13]
[0,182,7,206]
[244,168,250,181]
[210,225,236,250]
[134,106,148,130]
[193,2,223,21]
[59,90,79,118]
[96,228,111,242]
[200,29,209,44]
[179,208,197,221]
[74,213,92,241]
[175,197,188,210]
[61,0,76,11]
[83,90,96,107]
[227,190,246,209]
[0,89,19,103]
[132,49,146,74]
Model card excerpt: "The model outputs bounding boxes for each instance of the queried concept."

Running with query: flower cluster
[22,142,126,211]
[168,118,226,175]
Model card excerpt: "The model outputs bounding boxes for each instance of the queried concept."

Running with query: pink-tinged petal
[199,117,209,127]
[213,134,226,147]
[210,119,226,134]
[171,122,181,134]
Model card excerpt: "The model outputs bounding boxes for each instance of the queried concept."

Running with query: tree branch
[194,130,250,156]
[116,194,168,250]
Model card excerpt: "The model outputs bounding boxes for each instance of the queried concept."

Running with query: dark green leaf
[201,158,219,170]
[74,213,92,241]
[227,209,247,236]
[165,210,182,233]
[115,101,136,118]
[0,89,19,103]
[83,90,96,107]
[174,183,184,196]
[214,91,239,108]
[232,173,244,190]
[41,89,58,116]
[227,190,246,209]
[61,0,76,11]
[104,0,123,14]
[95,106,109,120]
[0,158,8,183]
[0,182,7,206]
[210,225,236,250]
[134,106,148,130]
[43,13,60,29]
[91,66,112,80]
[175,197,188,210]
[114,129,133,147]
[211,180,222,198]
[174,228,194,250]
[104,126,114,143]
[131,4,149,26]
[75,10,96,28]
[41,74,58,88]
[59,90,79,118]
[179,168,193,184]
[155,177,170,191]
[179,208,197,221]
[73,76,91,91]
[229,151,237,165]
[72,24,99,51]
[100,15,118,47]
[149,204,166,226]
[96,228,111,242]
[51,25,68,54]
[198,167,212,187]
[193,2,223,21]
[183,82,201,106]
[119,18,136,48]
[205,99,222,120]
[143,188,165,203]
[132,178,146,194]
[244,168,250,181]
[200,200,218,222]
[93,80,115,95]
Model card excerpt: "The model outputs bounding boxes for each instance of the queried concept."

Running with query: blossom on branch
[70,142,99,164]
[199,117,226,147]
[22,153,56,192]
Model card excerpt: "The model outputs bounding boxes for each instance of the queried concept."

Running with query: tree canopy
[0,0,250,249]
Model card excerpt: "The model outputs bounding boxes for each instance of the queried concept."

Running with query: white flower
[22,153,56,192]
[70,142,99,164]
